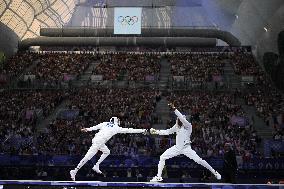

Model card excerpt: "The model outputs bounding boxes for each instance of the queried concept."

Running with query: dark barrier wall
[278,31,284,57]
[0,155,284,170]
[0,22,19,57]
[263,52,278,75]
[263,52,284,92]
[40,28,241,46]
[19,37,217,49]
[1,166,283,183]
[0,155,283,183]
[274,63,284,90]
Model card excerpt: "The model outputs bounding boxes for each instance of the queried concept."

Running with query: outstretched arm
[151,126,176,135]
[82,123,105,132]
[174,109,191,126]
[169,103,192,130]
[119,127,146,134]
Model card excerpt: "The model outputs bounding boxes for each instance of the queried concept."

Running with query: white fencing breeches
[96,144,110,166]
[75,143,110,171]
[157,145,216,177]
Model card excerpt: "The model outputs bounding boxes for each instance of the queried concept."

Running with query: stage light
[264,27,268,32]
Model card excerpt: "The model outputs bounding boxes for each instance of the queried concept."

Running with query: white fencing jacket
[156,109,192,150]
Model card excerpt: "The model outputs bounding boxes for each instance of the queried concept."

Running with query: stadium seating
[93,53,161,80]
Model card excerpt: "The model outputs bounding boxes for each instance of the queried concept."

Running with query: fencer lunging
[70,117,146,181]
[150,103,221,182]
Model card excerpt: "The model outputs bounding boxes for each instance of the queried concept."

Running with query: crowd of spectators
[1,48,284,183]
[166,91,261,160]
[93,53,161,80]
[168,53,226,82]
[29,52,98,82]
[230,52,261,76]
[0,88,264,160]
[1,49,282,159]
[221,50,284,142]
[34,89,262,160]
[229,52,284,133]
[244,82,284,130]
[0,90,67,155]
[0,52,41,84]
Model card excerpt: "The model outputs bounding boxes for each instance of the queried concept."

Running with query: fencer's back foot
[70,170,76,181]
[150,176,163,182]
[93,165,103,174]
[214,171,221,180]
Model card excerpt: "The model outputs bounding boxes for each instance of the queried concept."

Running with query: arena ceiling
[0,0,283,57]
[0,0,75,39]
[0,0,244,40]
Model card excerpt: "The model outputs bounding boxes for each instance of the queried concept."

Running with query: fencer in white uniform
[70,117,146,181]
[150,103,221,182]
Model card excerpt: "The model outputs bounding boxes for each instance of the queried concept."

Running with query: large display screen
[114,7,142,34]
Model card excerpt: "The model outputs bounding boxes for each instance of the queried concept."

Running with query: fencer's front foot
[214,171,221,180]
[150,176,163,182]
[70,169,77,181]
[92,165,103,174]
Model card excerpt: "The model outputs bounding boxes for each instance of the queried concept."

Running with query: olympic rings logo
[118,16,138,26]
